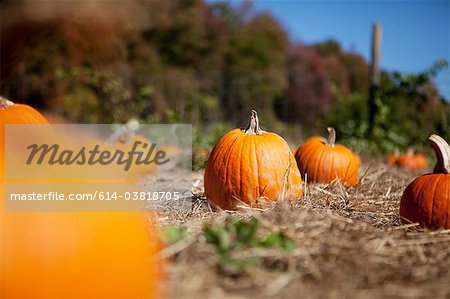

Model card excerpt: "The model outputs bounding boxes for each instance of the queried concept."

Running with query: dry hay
[155,163,450,299]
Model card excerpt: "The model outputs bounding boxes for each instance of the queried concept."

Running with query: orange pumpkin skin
[160,145,181,158]
[387,149,400,165]
[114,133,157,176]
[414,154,428,170]
[400,135,450,229]
[387,154,399,165]
[305,136,326,144]
[0,98,161,297]
[395,153,427,171]
[0,98,49,175]
[0,211,161,298]
[0,98,49,125]
[395,155,418,170]
[295,128,359,187]
[400,174,449,229]
[204,110,303,210]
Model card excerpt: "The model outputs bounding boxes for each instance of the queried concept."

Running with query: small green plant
[160,225,186,245]
[202,217,296,273]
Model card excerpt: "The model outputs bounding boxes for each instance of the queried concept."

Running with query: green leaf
[257,232,296,252]
[160,226,185,245]
[233,218,260,245]
[203,225,230,255]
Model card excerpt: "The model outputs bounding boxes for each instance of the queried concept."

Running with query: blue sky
[210,0,450,100]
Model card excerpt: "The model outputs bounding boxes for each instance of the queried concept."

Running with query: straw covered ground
[154,162,450,299]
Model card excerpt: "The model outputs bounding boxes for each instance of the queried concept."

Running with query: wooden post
[368,23,382,136]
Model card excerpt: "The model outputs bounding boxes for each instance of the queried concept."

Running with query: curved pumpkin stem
[0,96,14,109]
[429,134,450,174]
[244,110,263,135]
[326,127,336,147]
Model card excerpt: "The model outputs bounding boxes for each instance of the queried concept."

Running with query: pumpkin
[113,131,157,176]
[291,146,297,156]
[395,148,428,171]
[387,148,400,165]
[0,97,49,190]
[0,97,161,297]
[294,127,359,186]
[0,210,162,298]
[305,136,327,144]
[414,153,428,170]
[160,145,181,157]
[400,134,450,229]
[204,110,303,210]
[0,97,49,125]
[159,145,182,169]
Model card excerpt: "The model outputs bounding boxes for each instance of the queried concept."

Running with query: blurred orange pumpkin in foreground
[0,97,161,298]
[0,211,161,298]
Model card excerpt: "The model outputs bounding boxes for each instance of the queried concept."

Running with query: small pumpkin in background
[109,128,157,177]
[159,145,182,169]
[395,148,428,171]
[400,134,450,229]
[413,153,428,170]
[294,127,360,187]
[204,110,303,210]
[387,148,400,165]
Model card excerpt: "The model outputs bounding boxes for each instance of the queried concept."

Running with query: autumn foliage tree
[0,0,447,150]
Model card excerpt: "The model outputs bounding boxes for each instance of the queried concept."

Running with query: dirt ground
[154,163,450,299]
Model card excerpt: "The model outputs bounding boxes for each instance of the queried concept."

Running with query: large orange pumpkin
[204,110,303,210]
[0,211,161,298]
[0,97,161,298]
[294,127,359,186]
[400,134,450,229]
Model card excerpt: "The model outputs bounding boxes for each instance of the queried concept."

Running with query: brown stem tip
[244,109,263,135]
[326,127,336,147]
[429,134,450,174]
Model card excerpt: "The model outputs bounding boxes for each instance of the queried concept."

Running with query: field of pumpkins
[1,100,449,299]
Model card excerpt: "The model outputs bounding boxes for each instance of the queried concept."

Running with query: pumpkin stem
[406,147,414,156]
[244,110,263,135]
[0,96,14,109]
[429,134,450,174]
[326,127,336,147]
